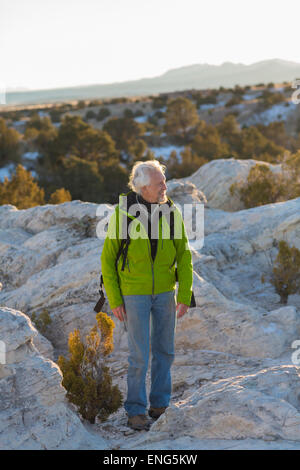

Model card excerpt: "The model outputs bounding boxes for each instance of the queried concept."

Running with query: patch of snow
[22,151,40,161]
[269,87,284,93]
[38,111,49,118]
[0,163,15,182]
[243,92,261,101]
[199,103,215,110]
[199,100,227,110]
[246,101,297,125]
[149,145,185,162]
[12,121,26,127]
[231,103,246,111]
[134,115,148,123]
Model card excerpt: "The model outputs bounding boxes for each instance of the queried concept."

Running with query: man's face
[141,170,167,204]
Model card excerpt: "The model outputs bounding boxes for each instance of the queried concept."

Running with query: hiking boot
[127,414,152,431]
[148,406,167,420]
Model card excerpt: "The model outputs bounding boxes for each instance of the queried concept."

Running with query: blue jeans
[122,290,177,417]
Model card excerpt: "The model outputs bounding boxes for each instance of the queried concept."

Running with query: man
[101,160,193,431]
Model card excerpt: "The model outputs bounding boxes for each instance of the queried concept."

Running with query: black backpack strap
[94,273,106,313]
[170,210,174,240]
[95,211,132,313]
[171,207,196,308]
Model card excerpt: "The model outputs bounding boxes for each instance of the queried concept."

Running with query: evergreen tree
[58,312,122,423]
[103,117,143,152]
[0,117,22,165]
[49,187,72,204]
[0,164,45,209]
[164,97,199,141]
[262,240,300,305]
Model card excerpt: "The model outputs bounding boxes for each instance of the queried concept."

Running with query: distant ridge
[4,58,300,106]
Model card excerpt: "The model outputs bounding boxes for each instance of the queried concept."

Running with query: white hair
[128,160,166,194]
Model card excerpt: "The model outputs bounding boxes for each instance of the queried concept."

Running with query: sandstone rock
[0,307,108,450]
[166,179,207,206]
[149,365,300,441]
[183,158,282,211]
[1,158,300,449]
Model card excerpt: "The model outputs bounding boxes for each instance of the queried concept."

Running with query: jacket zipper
[147,239,154,295]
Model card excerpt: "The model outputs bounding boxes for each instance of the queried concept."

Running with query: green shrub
[262,240,300,304]
[58,312,122,423]
[229,163,284,208]
[31,309,52,335]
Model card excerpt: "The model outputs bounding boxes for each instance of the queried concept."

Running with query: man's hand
[176,303,189,319]
[112,304,127,322]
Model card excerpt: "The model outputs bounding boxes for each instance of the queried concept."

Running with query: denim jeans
[122,290,177,417]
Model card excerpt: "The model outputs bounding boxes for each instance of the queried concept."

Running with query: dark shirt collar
[136,192,169,211]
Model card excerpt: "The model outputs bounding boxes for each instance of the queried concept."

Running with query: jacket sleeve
[100,207,124,310]
[173,207,193,306]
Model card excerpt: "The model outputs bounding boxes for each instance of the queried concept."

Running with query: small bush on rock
[58,312,122,423]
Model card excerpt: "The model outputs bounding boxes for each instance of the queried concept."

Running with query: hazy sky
[1,0,300,91]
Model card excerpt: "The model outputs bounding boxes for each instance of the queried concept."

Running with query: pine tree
[48,188,72,204]
[58,312,122,424]
[0,164,45,209]
[164,97,199,141]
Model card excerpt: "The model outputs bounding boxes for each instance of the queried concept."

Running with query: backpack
[94,206,196,313]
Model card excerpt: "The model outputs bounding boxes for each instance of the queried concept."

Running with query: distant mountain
[4,59,300,106]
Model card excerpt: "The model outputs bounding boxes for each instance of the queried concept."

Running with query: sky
[1,0,300,91]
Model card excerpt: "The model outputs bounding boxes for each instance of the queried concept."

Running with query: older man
[101,160,193,430]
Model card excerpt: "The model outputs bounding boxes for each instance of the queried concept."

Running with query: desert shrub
[257,90,285,109]
[31,309,52,335]
[152,95,168,109]
[191,123,229,160]
[280,151,300,199]
[261,240,300,304]
[225,96,243,107]
[48,187,72,204]
[58,312,122,423]
[229,163,285,208]
[0,164,45,208]
[96,108,111,122]
[123,108,134,118]
[164,97,199,141]
[103,117,143,152]
[85,110,96,120]
[0,117,22,165]
[77,100,86,109]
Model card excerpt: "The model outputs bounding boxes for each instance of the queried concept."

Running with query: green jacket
[100,191,193,309]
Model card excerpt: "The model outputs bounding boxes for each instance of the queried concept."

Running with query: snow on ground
[134,115,148,123]
[149,145,185,162]
[22,151,40,161]
[38,111,49,118]
[0,163,15,182]
[199,100,226,111]
[245,101,297,125]
[242,92,261,101]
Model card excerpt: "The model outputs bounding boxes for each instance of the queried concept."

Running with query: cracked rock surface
[1,159,300,449]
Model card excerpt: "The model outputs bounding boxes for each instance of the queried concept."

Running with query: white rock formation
[1,158,300,449]
[183,158,283,211]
